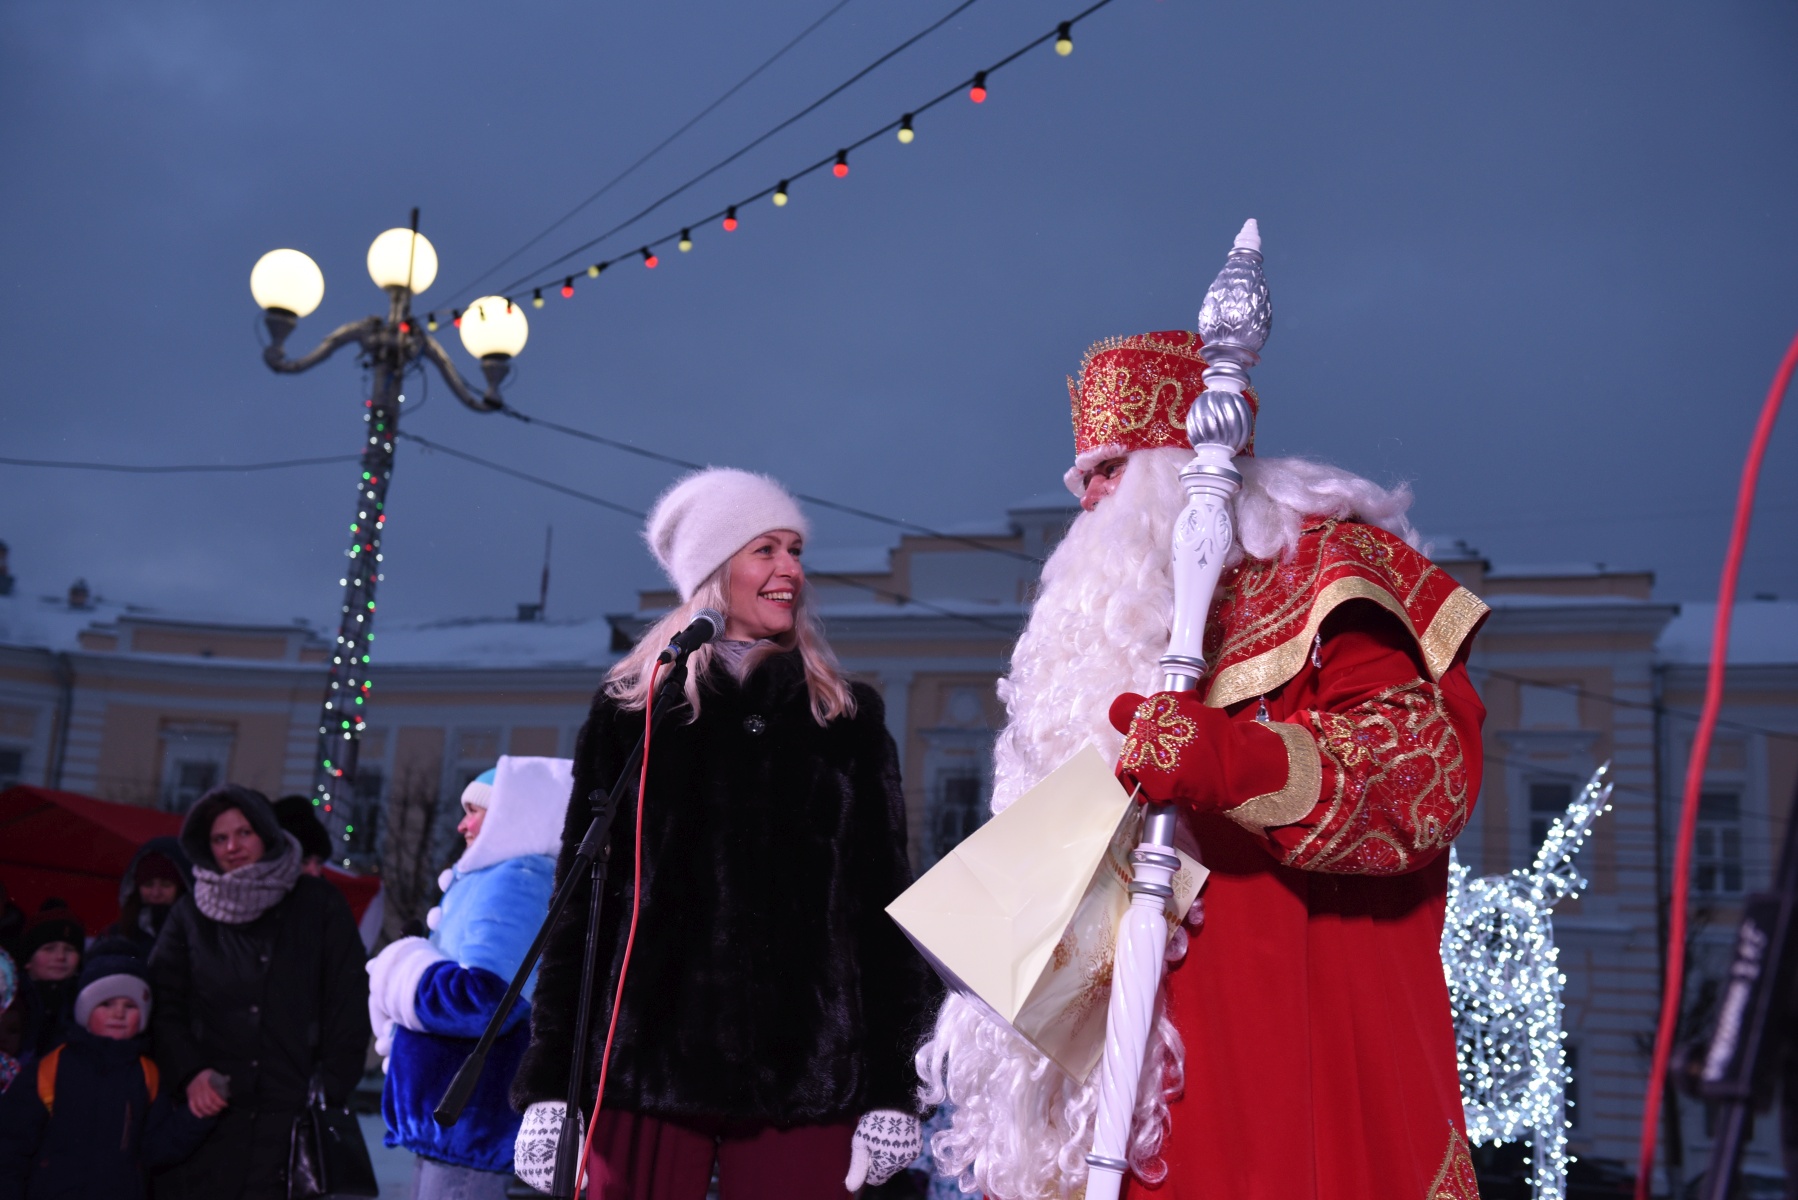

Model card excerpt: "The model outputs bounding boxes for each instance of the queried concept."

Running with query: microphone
[656,608,725,664]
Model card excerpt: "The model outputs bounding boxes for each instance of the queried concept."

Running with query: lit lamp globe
[459,295,528,406]
[366,228,439,296]
[250,249,325,318]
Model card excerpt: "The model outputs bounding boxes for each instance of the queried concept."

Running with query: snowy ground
[358,1112,415,1198]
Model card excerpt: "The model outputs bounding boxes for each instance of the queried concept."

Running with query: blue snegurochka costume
[367,755,573,1174]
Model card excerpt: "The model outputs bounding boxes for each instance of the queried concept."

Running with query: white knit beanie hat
[645,468,810,600]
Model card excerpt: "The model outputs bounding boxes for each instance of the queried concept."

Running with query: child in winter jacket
[367,756,572,1199]
[0,954,214,1200]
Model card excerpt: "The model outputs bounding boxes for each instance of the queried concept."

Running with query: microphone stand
[433,654,695,1199]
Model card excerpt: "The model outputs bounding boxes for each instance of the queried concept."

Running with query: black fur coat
[511,651,938,1125]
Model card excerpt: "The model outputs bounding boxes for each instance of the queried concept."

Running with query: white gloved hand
[515,1100,574,1194]
[844,1109,921,1191]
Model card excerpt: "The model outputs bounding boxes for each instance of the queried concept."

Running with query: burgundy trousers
[584,1110,855,1200]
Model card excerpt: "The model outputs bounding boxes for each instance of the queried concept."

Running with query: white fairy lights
[1441,763,1613,1200]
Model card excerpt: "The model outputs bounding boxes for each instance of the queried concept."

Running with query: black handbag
[288,1077,379,1199]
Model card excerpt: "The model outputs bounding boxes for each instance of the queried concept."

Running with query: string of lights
[445,0,860,302]
[463,0,986,306]
[421,0,1110,325]
[396,430,1025,634]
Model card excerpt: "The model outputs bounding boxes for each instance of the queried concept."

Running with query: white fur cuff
[367,935,446,1036]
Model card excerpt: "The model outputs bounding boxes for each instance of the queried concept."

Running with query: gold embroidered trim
[1420,586,1488,680]
[1427,1126,1480,1200]
[1222,720,1322,836]
[1204,576,1415,710]
[1118,694,1199,774]
[1204,579,1488,711]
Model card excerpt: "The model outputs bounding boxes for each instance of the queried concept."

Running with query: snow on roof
[374,615,619,669]
[0,592,147,653]
[1656,600,1798,666]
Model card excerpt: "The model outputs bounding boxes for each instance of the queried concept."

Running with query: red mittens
[1110,691,1288,815]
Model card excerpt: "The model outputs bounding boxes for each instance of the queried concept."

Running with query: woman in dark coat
[148,785,370,1200]
[511,469,938,1200]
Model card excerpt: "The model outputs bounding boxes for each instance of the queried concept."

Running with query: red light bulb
[833,150,849,178]
[970,71,988,103]
[561,277,574,298]
[641,247,658,269]
[723,206,739,231]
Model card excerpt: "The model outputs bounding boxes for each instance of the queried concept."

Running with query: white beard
[915,450,1418,1200]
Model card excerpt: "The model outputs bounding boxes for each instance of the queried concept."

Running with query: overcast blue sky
[3,0,1794,628]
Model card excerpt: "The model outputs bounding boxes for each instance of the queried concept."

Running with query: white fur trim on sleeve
[367,935,446,1035]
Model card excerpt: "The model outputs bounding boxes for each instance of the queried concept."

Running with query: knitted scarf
[192,833,303,925]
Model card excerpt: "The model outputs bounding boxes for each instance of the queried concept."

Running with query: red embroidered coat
[1115,520,1488,1200]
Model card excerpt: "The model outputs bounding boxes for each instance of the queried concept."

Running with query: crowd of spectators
[0,785,371,1199]
[0,764,565,1200]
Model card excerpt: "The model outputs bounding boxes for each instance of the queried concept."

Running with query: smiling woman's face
[723,530,804,642]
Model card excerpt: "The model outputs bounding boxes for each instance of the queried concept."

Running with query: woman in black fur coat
[511,468,938,1200]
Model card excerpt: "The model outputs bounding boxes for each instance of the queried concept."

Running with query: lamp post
[250,209,529,863]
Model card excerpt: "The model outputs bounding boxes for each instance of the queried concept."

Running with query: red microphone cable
[575,662,664,1198]
[1635,329,1798,1199]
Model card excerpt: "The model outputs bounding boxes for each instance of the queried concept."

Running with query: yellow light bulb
[1055,36,1073,55]
[897,126,915,144]
[587,264,600,278]
[773,185,789,207]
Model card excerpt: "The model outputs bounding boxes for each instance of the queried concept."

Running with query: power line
[496,404,1045,562]
[426,0,1113,317]
[396,429,1023,634]
[446,0,859,301]
[1479,668,1798,744]
[473,0,986,304]
[0,453,359,474]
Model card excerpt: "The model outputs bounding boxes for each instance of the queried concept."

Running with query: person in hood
[0,954,214,1200]
[105,839,193,960]
[367,756,572,1199]
[16,903,84,1060]
[148,785,370,1200]
[271,796,333,877]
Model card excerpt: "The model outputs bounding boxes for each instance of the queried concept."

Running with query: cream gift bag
[887,745,1205,1081]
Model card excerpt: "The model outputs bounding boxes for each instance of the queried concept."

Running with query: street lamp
[250,209,528,862]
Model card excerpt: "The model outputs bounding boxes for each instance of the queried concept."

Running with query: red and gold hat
[1062,329,1257,495]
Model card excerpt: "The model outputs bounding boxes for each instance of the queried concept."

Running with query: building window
[927,771,987,867]
[0,747,23,788]
[159,724,234,813]
[1694,791,1743,896]
[1528,781,1573,850]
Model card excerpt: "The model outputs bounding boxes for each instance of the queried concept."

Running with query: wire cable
[476,0,984,303]
[496,404,1045,563]
[444,0,1118,310]
[1636,327,1797,1198]
[0,453,359,474]
[576,660,662,1196]
[447,0,859,301]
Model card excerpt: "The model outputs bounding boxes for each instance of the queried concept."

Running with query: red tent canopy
[0,785,379,936]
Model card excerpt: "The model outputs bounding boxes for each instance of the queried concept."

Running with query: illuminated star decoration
[1441,762,1614,1200]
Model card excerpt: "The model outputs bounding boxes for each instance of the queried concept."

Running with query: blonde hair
[605,557,857,725]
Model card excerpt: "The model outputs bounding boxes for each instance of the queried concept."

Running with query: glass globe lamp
[458,295,529,360]
[250,249,325,317]
[366,228,439,295]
